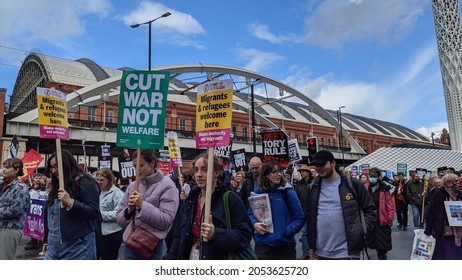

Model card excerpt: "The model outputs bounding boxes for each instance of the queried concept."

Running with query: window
[179,119,187,131]
[327,138,332,146]
[105,109,114,123]
[243,127,248,138]
[321,137,325,146]
[192,120,196,132]
[295,133,299,142]
[88,107,96,121]
[232,125,237,136]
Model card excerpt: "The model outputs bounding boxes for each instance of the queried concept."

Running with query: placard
[37,87,69,140]
[444,201,462,226]
[195,79,233,148]
[261,130,289,168]
[116,70,170,149]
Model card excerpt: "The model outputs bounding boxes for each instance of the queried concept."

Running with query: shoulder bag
[125,209,160,259]
[223,191,258,260]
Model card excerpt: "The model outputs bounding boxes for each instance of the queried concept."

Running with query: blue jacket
[0,178,30,229]
[248,183,305,247]
[44,176,100,243]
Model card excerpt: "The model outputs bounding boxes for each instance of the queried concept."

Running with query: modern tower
[432,0,462,150]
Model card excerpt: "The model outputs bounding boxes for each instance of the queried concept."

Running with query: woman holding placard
[164,154,252,260]
[424,173,462,259]
[43,150,101,260]
[116,149,179,260]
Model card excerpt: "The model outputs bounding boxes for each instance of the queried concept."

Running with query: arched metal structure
[10,63,366,154]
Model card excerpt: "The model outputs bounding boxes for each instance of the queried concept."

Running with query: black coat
[164,185,252,260]
[425,187,462,239]
[307,175,377,256]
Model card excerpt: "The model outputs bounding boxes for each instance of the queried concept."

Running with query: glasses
[270,170,281,175]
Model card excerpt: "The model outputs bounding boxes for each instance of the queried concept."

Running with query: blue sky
[0,0,452,141]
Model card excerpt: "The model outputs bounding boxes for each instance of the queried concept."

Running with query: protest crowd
[2,145,461,260]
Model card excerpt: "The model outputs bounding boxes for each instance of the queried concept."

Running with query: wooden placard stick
[202,147,215,242]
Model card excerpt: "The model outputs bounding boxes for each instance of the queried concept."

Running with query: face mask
[452,182,461,192]
[369,177,378,185]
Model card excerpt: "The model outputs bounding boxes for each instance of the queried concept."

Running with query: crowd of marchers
[0,149,460,260]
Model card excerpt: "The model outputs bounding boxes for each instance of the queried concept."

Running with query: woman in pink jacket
[367,167,395,260]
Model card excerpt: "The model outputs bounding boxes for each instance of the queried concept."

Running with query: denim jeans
[300,223,309,256]
[410,204,422,228]
[124,240,163,260]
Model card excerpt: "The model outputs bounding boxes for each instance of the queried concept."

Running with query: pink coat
[379,190,395,226]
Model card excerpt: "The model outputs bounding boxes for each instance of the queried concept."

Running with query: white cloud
[0,0,111,42]
[277,41,447,130]
[303,0,427,49]
[248,22,302,45]
[237,48,284,72]
[249,0,427,50]
[119,1,205,36]
[415,122,448,140]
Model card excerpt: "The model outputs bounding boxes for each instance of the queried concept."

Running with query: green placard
[116,70,170,149]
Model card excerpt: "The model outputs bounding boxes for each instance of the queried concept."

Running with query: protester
[405,173,424,228]
[116,149,179,260]
[367,167,394,260]
[424,173,462,259]
[307,150,376,260]
[0,158,30,259]
[393,172,408,230]
[294,164,314,260]
[360,174,370,190]
[96,168,124,260]
[164,154,252,260]
[249,161,304,260]
[232,171,246,194]
[240,156,262,209]
[43,150,100,260]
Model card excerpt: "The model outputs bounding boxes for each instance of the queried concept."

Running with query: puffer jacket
[307,175,376,256]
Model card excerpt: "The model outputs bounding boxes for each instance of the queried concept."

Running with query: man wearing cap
[294,164,315,260]
[306,150,376,260]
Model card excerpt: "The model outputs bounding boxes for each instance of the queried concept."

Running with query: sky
[0,0,453,141]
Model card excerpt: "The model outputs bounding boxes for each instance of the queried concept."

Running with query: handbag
[125,210,160,259]
[223,191,258,260]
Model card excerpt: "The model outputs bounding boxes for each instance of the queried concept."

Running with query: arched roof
[9,53,432,153]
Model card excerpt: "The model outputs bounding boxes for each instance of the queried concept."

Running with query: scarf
[2,177,15,192]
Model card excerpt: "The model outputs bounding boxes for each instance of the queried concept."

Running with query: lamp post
[130,12,172,70]
[338,105,346,166]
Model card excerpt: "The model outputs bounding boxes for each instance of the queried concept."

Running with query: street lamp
[130,12,172,70]
[338,105,346,166]
[247,78,261,156]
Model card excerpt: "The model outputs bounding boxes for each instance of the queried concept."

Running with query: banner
[8,135,19,159]
[360,164,370,175]
[36,87,69,140]
[261,129,290,168]
[23,191,48,240]
[158,150,172,174]
[116,70,170,149]
[232,148,248,172]
[288,139,301,162]
[397,163,408,177]
[350,166,359,178]
[118,157,136,186]
[167,131,183,168]
[99,157,111,169]
[19,149,43,182]
[195,79,233,148]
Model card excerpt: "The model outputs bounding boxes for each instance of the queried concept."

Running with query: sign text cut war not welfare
[195,79,233,149]
[116,70,170,149]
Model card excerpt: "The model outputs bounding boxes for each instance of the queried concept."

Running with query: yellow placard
[195,89,233,131]
[37,92,68,127]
